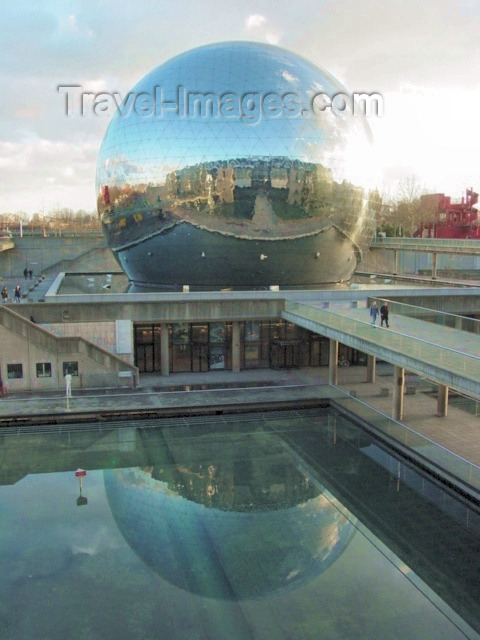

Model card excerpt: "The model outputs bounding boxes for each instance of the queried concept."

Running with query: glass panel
[62,361,78,376]
[191,324,208,343]
[210,346,226,370]
[192,344,208,373]
[7,364,23,379]
[135,326,153,344]
[244,321,260,342]
[172,344,191,372]
[172,323,189,344]
[136,345,146,373]
[153,326,162,371]
[36,362,52,378]
[209,323,226,343]
[143,345,154,373]
[244,344,260,368]
[259,341,270,367]
[270,321,283,340]
[285,322,299,340]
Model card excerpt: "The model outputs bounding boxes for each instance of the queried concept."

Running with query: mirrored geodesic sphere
[96,41,379,289]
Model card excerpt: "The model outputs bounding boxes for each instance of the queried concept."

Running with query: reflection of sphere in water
[104,468,355,599]
[96,42,378,289]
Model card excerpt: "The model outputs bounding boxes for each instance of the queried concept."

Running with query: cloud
[0,0,479,212]
[245,14,266,30]
[0,136,98,212]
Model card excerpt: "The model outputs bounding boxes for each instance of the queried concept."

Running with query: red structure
[417,189,480,239]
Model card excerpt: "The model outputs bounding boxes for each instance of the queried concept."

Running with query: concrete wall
[0,235,106,277]
[0,323,122,392]
[0,306,137,393]
[42,321,134,366]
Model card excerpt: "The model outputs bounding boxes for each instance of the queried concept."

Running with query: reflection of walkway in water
[252,192,279,231]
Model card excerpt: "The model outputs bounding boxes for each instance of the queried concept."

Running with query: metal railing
[332,387,480,492]
[284,300,480,387]
[368,297,480,334]
[371,237,480,254]
[330,387,480,493]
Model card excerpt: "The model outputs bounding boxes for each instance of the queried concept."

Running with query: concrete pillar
[454,316,462,330]
[392,365,404,421]
[328,339,338,385]
[393,249,398,275]
[431,252,438,279]
[232,321,241,373]
[161,323,170,376]
[437,384,449,417]
[366,354,376,383]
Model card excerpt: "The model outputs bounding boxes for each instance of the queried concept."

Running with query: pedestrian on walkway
[370,300,379,326]
[1,286,8,303]
[380,302,390,328]
[14,284,21,303]
[28,269,33,279]
[23,267,28,280]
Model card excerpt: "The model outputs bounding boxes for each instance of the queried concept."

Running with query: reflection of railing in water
[330,386,480,498]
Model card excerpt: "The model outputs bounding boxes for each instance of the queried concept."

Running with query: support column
[392,365,404,421]
[437,384,449,417]
[161,323,170,376]
[232,321,241,373]
[328,339,338,385]
[455,315,462,330]
[393,249,398,275]
[366,354,376,383]
[431,252,438,279]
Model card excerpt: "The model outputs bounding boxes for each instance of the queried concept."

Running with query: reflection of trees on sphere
[96,42,379,288]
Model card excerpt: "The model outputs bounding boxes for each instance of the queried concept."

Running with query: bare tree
[391,175,437,237]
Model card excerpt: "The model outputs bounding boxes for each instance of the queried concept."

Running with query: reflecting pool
[0,409,479,639]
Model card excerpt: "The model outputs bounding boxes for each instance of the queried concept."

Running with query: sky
[0,0,479,215]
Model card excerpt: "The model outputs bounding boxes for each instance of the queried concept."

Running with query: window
[7,364,23,379]
[62,361,78,376]
[36,362,52,378]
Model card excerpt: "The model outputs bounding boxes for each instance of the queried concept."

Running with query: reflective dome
[97,42,379,289]
[103,431,356,600]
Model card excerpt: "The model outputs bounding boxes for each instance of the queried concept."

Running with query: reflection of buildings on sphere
[97,42,379,289]
[104,433,356,599]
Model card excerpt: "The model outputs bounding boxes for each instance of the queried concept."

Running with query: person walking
[380,302,390,328]
[23,267,28,280]
[28,269,33,279]
[370,300,379,326]
[14,284,21,303]
[1,286,8,303]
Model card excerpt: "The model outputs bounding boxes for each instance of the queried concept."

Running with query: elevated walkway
[371,237,480,256]
[282,299,480,400]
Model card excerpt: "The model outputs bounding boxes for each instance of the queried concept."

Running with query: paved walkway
[0,273,56,303]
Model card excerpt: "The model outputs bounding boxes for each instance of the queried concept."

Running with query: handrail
[286,300,480,361]
[284,300,480,386]
[372,237,480,247]
[330,386,480,492]
[367,297,480,333]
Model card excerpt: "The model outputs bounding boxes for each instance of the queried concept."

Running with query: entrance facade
[134,320,365,373]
